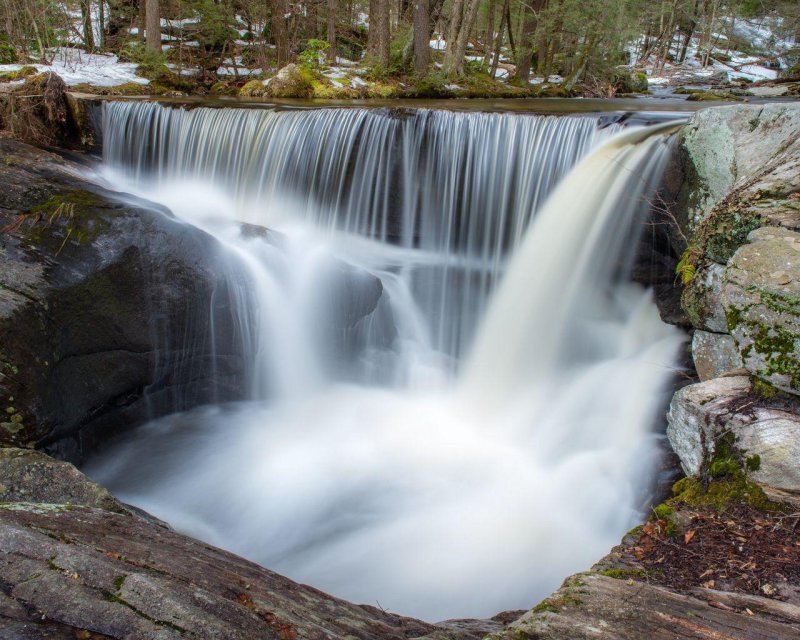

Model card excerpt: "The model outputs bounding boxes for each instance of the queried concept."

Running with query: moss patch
[531,593,582,614]
[599,568,648,580]
[0,66,39,81]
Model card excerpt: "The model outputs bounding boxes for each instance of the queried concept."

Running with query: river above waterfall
[84,104,685,621]
[84,94,714,116]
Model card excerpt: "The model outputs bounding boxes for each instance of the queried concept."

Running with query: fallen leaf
[684,530,696,545]
[701,580,716,589]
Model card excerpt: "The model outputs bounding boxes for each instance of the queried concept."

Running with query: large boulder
[0,140,251,461]
[678,104,800,236]
[722,226,800,395]
[666,376,800,494]
[666,376,753,477]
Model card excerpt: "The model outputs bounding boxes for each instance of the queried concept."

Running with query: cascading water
[86,103,684,620]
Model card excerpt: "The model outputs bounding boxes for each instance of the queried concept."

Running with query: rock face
[0,140,394,461]
[678,104,800,237]
[0,448,501,640]
[0,140,253,461]
[723,226,800,395]
[691,330,742,380]
[663,104,800,500]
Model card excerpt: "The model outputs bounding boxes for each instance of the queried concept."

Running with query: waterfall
[102,103,620,361]
[87,103,683,621]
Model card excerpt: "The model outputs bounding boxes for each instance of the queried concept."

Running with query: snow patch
[0,48,148,87]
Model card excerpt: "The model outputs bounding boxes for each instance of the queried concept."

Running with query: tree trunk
[504,0,516,60]
[81,0,95,50]
[368,0,390,67]
[513,0,544,83]
[145,0,160,51]
[413,0,429,74]
[483,0,495,66]
[272,0,289,66]
[447,0,481,75]
[489,0,508,77]
[98,0,106,48]
[445,0,465,57]
[378,0,390,67]
[138,0,146,42]
[367,0,378,55]
[327,0,337,60]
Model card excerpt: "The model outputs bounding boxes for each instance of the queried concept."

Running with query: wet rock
[722,226,800,395]
[691,330,743,380]
[0,139,251,461]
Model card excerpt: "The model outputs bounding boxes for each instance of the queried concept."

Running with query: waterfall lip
[82,93,709,116]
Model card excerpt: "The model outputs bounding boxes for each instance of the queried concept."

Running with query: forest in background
[0,0,798,96]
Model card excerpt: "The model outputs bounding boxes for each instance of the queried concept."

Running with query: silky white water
[86,104,684,621]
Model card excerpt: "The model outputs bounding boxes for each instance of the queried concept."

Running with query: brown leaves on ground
[631,504,800,602]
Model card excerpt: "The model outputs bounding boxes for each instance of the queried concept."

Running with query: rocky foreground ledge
[0,448,510,639]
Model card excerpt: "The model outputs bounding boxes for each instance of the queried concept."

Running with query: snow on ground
[0,48,148,87]
[217,66,261,77]
[161,17,199,28]
[324,67,349,80]
[639,16,792,87]
[430,38,446,51]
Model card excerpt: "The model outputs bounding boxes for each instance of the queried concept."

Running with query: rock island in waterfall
[0,1,799,638]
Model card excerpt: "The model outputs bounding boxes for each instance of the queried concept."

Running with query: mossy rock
[209,81,238,96]
[537,84,571,98]
[685,90,743,102]
[311,78,359,99]
[69,82,152,96]
[400,74,452,98]
[239,79,268,97]
[0,66,38,81]
[722,227,800,395]
[264,64,314,98]
[614,69,648,93]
